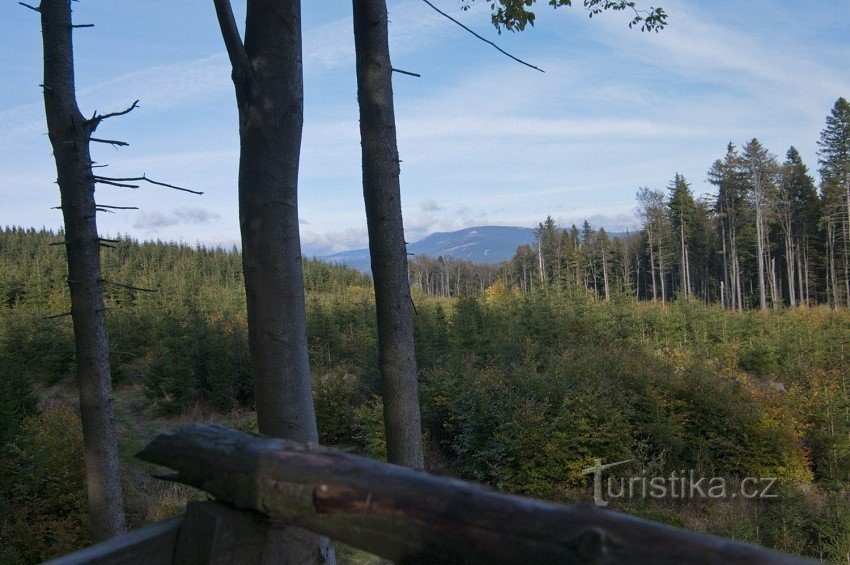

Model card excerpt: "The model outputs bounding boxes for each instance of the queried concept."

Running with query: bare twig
[90,137,129,148]
[94,178,140,189]
[420,0,545,73]
[71,23,94,28]
[392,68,421,78]
[96,205,139,210]
[97,238,122,243]
[18,2,40,12]
[89,100,139,128]
[94,174,203,195]
[95,208,116,214]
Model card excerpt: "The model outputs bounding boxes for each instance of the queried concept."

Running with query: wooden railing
[48,424,812,564]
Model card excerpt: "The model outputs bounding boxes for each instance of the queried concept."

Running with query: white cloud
[300,226,369,256]
[132,207,221,232]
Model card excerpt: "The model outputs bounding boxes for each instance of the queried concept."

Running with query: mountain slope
[324,226,536,271]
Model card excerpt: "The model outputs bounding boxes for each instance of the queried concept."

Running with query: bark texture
[352,0,425,470]
[39,0,127,541]
[212,0,333,560]
[214,0,318,447]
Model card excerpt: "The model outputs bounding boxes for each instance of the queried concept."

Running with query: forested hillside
[409,99,850,310]
[1,227,848,562]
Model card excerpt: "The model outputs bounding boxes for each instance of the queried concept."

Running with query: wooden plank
[137,424,812,564]
[43,516,182,565]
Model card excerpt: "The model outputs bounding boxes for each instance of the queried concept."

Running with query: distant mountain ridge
[322,225,628,272]
[323,226,536,272]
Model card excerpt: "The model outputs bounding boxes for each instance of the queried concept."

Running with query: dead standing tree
[212,0,335,560]
[31,0,202,541]
[36,0,126,540]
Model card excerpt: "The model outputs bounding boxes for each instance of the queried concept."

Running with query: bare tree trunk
[602,249,610,301]
[721,224,730,309]
[352,0,424,470]
[755,204,768,310]
[829,221,839,308]
[785,229,796,307]
[804,243,811,307]
[39,0,126,541]
[769,255,779,309]
[795,242,805,307]
[213,1,334,560]
[646,229,656,301]
[679,221,689,298]
[843,217,850,307]
[733,238,743,311]
[659,252,667,305]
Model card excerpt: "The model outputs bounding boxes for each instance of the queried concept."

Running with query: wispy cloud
[419,198,444,212]
[300,226,369,256]
[133,207,221,232]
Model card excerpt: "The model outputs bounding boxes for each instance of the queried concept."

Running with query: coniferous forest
[3,97,850,563]
[409,98,850,313]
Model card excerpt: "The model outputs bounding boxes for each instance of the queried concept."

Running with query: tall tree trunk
[352,0,424,470]
[679,221,689,298]
[829,221,839,308]
[804,242,811,307]
[721,223,730,309]
[755,205,768,310]
[213,1,334,560]
[39,0,126,541]
[602,249,610,301]
[648,229,657,301]
[785,229,796,307]
[843,217,850,307]
[659,252,667,305]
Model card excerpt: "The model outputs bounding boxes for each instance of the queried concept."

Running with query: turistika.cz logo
[581,458,778,507]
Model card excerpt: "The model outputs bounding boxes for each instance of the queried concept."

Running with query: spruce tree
[818,98,850,307]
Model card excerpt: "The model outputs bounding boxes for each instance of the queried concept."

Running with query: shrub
[0,405,90,562]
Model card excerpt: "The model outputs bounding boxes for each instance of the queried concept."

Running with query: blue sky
[3,1,849,256]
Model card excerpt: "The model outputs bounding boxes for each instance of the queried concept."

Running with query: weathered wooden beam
[43,516,182,565]
[137,424,811,564]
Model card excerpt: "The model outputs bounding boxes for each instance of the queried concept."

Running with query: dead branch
[90,137,129,148]
[392,68,421,78]
[94,174,203,195]
[18,2,40,12]
[420,0,545,73]
[71,23,94,28]
[94,178,140,189]
[89,100,139,128]
[95,205,139,210]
